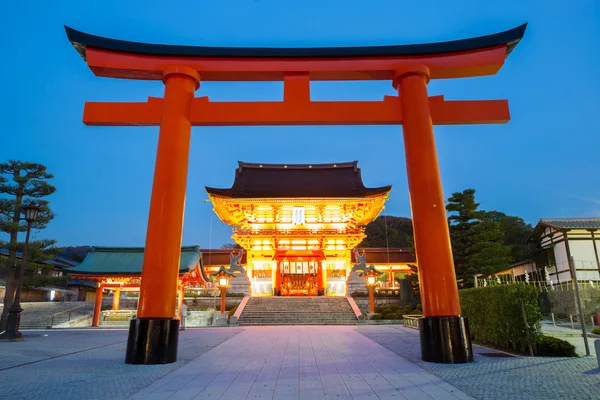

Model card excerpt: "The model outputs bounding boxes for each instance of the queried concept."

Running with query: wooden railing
[402,315,422,330]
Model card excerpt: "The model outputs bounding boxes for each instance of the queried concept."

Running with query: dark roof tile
[206,161,391,199]
[539,218,600,230]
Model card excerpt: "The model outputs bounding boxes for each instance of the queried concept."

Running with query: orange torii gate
[66,23,526,365]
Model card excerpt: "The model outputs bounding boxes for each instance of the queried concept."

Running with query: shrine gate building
[206,161,414,297]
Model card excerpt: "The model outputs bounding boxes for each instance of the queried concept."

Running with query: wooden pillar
[588,230,600,275]
[112,287,121,310]
[137,66,200,319]
[177,285,184,320]
[322,261,327,294]
[92,284,103,327]
[395,65,460,317]
[126,66,200,365]
[274,263,281,295]
[368,286,375,314]
[394,65,472,364]
[316,263,323,294]
[220,287,226,315]
[389,267,394,286]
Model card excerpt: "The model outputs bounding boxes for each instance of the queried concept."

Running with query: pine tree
[467,212,513,276]
[446,189,482,283]
[0,161,56,331]
[488,211,534,262]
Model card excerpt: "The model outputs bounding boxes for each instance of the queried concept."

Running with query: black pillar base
[419,316,473,364]
[125,318,179,365]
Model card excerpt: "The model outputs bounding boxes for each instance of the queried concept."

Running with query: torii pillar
[395,66,470,363]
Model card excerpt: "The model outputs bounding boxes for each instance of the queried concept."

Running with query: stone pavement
[1,325,598,399]
[131,326,472,400]
[0,327,242,399]
[541,321,600,356]
[357,325,600,400]
[0,326,472,400]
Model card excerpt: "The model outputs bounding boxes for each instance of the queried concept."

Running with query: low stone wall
[185,310,216,327]
[352,297,403,314]
[183,297,243,308]
[56,315,93,328]
[541,285,600,320]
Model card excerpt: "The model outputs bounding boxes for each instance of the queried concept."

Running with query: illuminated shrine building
[206,161,396,296]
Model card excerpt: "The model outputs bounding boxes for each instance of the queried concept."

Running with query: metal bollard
[551,313,556,327]
[592,316,595,327]
[596,340,600,368]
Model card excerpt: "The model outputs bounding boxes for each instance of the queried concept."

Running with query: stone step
[239,296,357,326]
[240,321,356,326]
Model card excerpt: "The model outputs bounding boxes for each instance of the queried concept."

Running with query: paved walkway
[132,326,472,400]
[1,326,598,399]
[358,325,600,400]
[0,328,242,399]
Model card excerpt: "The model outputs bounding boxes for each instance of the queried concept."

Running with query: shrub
[459,284,542,353]
[415,304,422,310]
[535,335,577,357]
[388,305,401,313]
[374,306,387,314]
[351,291,368,297]
[370,314,383,320]
[592,327,600,335]
[402,305,413,315]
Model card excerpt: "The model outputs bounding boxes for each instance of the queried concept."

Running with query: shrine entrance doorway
[278,260,323,296]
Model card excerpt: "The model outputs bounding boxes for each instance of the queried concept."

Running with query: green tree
[489,212,534,262]
[360,216,413,249]
[446,189,482,282]
[0,161,56,331]
[466,212,513,276]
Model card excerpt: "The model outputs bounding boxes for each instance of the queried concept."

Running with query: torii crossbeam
[66,23,527,365]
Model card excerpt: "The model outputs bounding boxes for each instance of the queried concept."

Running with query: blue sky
[1,0,599,248]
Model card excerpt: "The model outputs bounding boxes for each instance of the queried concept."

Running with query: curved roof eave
[204,185,392,199]
[65,24,527,62]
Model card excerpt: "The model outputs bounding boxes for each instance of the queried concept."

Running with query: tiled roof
[206,161,391,199]
[539,218,600,230]
[64,246,202,276]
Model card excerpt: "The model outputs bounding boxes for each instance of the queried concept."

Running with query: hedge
[460,284,542,353]
[535,335,577,357]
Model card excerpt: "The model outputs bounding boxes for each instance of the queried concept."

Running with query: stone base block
[419,316,473,364]
[125,318,179,365]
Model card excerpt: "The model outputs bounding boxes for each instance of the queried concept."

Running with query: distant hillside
[57,246,92,263]
[360,216,414,249]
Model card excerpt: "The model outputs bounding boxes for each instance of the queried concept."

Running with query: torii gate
[65,23,527,365]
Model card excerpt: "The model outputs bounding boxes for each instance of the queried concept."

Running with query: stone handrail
[346,296,365,321]
[230,296,250,325]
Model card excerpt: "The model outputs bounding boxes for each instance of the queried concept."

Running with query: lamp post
[210,266,234,317]
[1,205,40,341]
[361,265,382,315]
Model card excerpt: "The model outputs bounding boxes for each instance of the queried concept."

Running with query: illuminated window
[292,207,305,225]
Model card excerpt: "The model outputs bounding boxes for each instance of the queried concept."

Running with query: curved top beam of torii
[64,24,526,81]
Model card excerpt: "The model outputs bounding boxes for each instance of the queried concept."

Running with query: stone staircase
[238,297,358,326]
[0,302,93,329]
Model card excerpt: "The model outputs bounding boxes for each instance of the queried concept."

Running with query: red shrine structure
[65,23,527,365]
